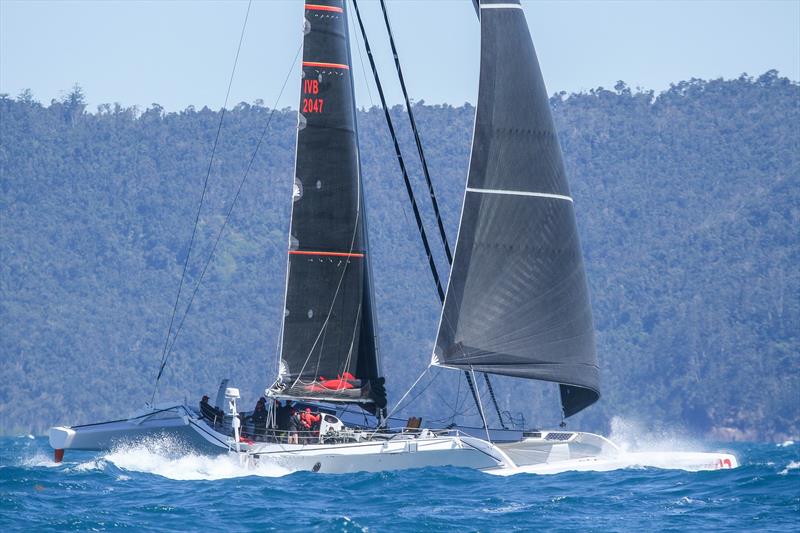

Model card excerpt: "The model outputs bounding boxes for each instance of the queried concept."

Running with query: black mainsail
[432,0,599,418]
[274,0,385,412]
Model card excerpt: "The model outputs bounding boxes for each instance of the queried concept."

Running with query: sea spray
[608,416,705,453]
[103,435,291,480]
[778,460,799,475]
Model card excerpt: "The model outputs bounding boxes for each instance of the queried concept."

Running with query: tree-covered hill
[1,72,797,441]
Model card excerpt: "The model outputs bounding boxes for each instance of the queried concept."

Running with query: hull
[487,451,740,476]
[235,430,738,475]
[50,410,738,475]
[48,404,222,455]
[485,431,738,475]
[242,435,505,473]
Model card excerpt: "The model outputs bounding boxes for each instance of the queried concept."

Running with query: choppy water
[1,435,798,531]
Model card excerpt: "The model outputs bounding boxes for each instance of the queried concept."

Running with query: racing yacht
[50,0,738,475]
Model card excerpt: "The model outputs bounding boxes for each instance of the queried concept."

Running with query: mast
[432,0,600,418]
[273,0,385,413]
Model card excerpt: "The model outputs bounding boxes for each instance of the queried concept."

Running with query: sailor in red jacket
[299,408,321,443]
[300,407,321,426]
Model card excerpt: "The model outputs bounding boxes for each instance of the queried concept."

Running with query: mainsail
[432,0,599,418]
[274,0,385,412]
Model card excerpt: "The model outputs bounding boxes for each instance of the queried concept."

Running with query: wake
[100,436,291,481]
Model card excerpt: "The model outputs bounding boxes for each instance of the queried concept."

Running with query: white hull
[48,404,223,454]
[486,450,739,476]
[50,405,738,475]
[235,429,739,475]
[241,435,504,473]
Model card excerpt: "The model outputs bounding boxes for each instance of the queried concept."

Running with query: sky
[1,0,798,111]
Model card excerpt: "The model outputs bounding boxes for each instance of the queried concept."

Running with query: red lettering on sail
[303,79,319,95]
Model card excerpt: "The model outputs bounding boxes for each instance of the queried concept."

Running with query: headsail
[273,0,386,412]
[432,0,599,418]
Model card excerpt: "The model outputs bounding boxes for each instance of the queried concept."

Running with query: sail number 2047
[302,79,324,113]
[302,98,324,113]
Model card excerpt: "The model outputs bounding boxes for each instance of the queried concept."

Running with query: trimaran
[49,0,738,474]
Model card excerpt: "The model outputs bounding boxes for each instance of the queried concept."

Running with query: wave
[102,435,291,481]
[19,451,61,468]
[778,460,799,475]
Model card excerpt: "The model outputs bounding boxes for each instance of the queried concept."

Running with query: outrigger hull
[48,404,221,455]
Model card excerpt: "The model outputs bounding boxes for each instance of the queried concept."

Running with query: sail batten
[434,0,599,418]
[466,187,574,202]
[274,0,385,412]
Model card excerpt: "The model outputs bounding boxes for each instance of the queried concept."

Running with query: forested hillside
[1,72,797,441]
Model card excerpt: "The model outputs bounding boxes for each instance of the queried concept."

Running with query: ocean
[1,435,798,532]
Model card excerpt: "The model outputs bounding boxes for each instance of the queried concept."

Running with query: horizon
[7,69,794,114]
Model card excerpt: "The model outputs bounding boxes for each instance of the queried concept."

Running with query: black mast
[275,0,385,412]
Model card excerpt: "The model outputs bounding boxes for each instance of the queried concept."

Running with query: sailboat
[49,0,738,474]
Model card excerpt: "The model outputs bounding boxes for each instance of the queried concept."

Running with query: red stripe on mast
[289,250,364,258]
[305,4,344,13]
[303,61,350,70]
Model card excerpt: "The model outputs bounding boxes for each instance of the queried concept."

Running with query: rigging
[377,0,453,265]
[151,0,253,404]
[350,0,489,426]
[150,41,302,403]
[350,0,445,303]
[361,0,508,430]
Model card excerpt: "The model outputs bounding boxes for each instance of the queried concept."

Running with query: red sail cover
[274,0,385,412]
[433,0,599,418]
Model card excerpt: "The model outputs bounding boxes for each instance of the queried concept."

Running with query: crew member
[288,405,301,444]
[299,407,321,443]
[252,397,268,441]
[199,395,224,426]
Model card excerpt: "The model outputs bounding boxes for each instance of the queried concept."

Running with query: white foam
[102,436,291,481]
[605,418,738,472]
[675,496,705,506]
[779,460,799,475]
[70,459,108,472]
[20,452,61,468]
[482,502,528,514]
[19,450,104,471]
[340,516,367,531]
[777,440,794,448]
